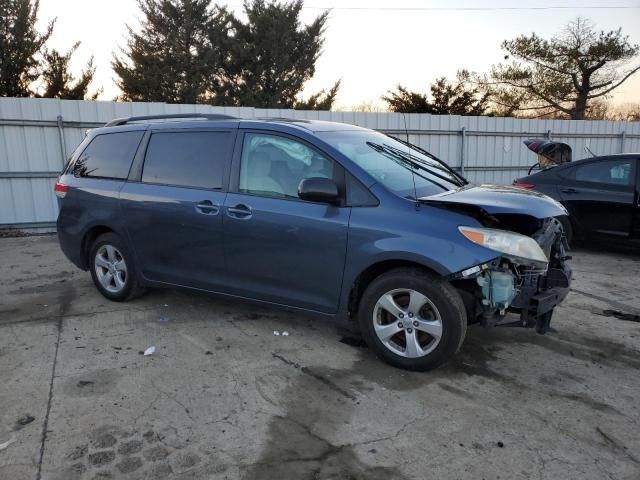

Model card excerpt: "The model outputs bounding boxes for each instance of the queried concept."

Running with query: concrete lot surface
[1,235,639,480]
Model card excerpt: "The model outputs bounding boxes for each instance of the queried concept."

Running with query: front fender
[336,201,500,321]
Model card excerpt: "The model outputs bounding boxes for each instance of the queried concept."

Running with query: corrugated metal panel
[1,97,638,227]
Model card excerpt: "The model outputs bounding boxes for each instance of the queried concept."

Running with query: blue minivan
[56,114,571,370]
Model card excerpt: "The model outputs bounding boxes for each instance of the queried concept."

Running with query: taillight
[512,181,536,190]
[54,180,69,198]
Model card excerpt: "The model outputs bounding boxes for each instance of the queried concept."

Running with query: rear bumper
[56,216,86,270]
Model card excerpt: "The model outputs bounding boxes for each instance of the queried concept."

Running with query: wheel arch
[347,259,443,320]
[81,225,115,269]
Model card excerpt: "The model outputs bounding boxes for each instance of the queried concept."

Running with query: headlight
[458,226,548,266]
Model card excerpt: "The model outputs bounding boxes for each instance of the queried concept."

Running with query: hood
[420,184,567,219]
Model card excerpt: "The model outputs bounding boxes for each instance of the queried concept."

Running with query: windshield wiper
[367,142,460,189]
[387,135,468,187]
[367,142,449,192]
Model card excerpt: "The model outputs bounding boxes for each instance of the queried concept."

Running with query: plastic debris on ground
[282,331,289,336]
[0,438,15,452]
[143,346,156,356]
[16,415,35,426]
[273,331,280,336]
[158,316,169,322]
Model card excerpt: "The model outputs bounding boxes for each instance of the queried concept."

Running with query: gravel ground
[1,234,639,480]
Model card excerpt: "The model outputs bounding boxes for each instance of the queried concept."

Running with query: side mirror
[298,177,340,204]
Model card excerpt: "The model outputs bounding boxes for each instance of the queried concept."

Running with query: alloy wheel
[372,288,443,358]
[94,245,127,294]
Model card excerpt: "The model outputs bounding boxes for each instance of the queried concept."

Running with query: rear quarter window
[573,159,633,186]
[70,131,144,179]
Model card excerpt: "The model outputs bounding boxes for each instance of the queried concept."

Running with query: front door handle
[226,204,252,219]
[561,188,580,194]
[195,200,220,215]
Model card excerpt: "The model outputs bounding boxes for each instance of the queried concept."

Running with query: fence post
[620,131,626,153]
[460,127,466,176]
[56,115,67,167]
[545,129,552,140]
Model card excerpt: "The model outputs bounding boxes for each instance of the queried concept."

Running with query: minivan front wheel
[358,268,467,371]
[89,233,143,301]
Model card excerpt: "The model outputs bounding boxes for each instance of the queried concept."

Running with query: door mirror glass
[298,177,339,203]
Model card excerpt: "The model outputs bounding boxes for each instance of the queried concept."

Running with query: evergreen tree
[113,0,339,108]
[383,72,489,115]
[227,0,338,108]
[0,0,53,97]
[41,42,99,100]
[294,80,340,110]
[113,0,224,103]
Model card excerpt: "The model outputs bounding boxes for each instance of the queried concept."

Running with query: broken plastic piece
[0,438,15,452]
[273,331,280,336]
[143,346,156,356]
[282,331,289,336]
[17,415,35,426]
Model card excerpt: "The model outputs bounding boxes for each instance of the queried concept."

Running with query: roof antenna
[402,111,419,210]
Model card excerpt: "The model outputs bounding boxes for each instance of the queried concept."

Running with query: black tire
[89,232,144,302]
[357,267,467,371]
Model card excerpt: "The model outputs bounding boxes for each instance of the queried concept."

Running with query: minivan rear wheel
[89,233,144,301]
[358,268,467,371]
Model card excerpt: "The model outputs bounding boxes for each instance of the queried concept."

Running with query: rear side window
[71,131,143,179]
[142,131,232,189]
[571,159,633,186]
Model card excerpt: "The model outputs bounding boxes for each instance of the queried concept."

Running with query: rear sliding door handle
[561,188,580,194]
[195,200,220,215]
[226,204,252,219]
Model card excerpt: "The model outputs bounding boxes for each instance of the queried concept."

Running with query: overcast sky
[36,0,640,109]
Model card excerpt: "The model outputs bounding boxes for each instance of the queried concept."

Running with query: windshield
[319,130,466,199]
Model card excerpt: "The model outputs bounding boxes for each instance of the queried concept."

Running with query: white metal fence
[1,97,639,229]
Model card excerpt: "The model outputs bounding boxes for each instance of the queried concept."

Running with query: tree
[113,0,226,103]
[0,0,53,97]
[428,72,490,115]
[382,86,430,113]
[611,102,640,121]
[294,80,340,110]
[578,99,640,121]
[486,18,640,120]
[348,100,385,112]
[40,42,99,99]
[227,0,339,108]
[383,72,490,115]
[113,0,338,108]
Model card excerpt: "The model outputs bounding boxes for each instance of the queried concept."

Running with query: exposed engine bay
[441,206,571,334]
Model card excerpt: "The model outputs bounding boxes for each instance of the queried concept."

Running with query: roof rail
[104,113,238,127]
[256,116,310,123]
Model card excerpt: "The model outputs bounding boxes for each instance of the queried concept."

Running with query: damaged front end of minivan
[423,185,572,334]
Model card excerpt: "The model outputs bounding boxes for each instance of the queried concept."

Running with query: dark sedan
[513,153,640,244]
